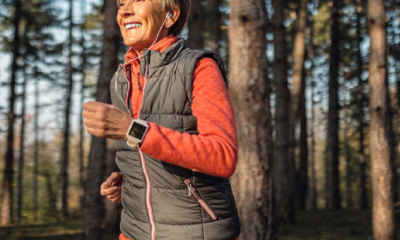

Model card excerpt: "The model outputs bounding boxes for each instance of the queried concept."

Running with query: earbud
[166,12,173,19]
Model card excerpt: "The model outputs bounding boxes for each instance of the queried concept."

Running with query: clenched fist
[83,101,133,139]
[100,172,124,203]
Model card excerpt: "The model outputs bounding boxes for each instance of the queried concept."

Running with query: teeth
[125,23,142,29]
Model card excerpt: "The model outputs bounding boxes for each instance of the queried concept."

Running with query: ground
[0,209,399,240]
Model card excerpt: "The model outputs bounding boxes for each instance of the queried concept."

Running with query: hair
[116,0,191,36]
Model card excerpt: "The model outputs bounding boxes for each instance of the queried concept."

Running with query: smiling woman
[82,0,241,239]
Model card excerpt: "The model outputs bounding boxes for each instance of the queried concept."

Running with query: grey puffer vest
[110,39,241,240]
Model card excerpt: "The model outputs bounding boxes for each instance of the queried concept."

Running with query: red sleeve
[139,58,238,178]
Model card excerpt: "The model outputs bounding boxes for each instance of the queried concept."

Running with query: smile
[125,23,142,29]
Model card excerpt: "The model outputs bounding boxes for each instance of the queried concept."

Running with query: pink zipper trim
[140,150,156,240]
[184,179,218,221]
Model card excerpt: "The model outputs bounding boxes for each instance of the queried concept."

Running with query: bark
[59,0,74,219]
[187,0,204,49]
[325,0,341,210]
[292,0,308,211]
[229,0,276,239]
[355,0,367,210]
[83,0,119,239]
[1,0,21,225]
[368,0,396,239]
[272,0,295,223]
[205,0,222,54]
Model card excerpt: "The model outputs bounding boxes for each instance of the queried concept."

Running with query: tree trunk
[103,139,119,234]
[229,0,276,239]
[368,0,396,239]
[187,0,204,49]
[1,0,21,225]
[33,76,39,221]
[292,0,308,211]
[325,0,341,210]
[83,0,119,239]
[205,0,222,54]
[272,0,295,223]
[16,62,28,222]
[343,82,353,208]
[79,0,87,212]
[306,8,317,210]
[59,0,74,219]
[355,0,367,210]
[297,67,308,211]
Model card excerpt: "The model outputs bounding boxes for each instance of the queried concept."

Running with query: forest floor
[0,208,399,240]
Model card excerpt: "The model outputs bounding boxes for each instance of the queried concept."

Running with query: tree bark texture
[1,0,21,225]
[187,0,204,49]
[355,0,367,210]
[272,0,295,223]
[325,0,341,210]
[83,0,119,239]
[368,0,396,239]
[292,0,308,211]
[229,0,276,239]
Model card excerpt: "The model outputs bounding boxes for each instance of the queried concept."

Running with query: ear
[165,6,180,28]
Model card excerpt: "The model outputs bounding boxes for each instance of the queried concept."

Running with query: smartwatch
[126,119,149,147]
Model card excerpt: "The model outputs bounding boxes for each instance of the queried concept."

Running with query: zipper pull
[138,73,141,90]
[185,179,192,196]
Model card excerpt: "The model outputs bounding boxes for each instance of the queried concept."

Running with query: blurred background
[0,0,399,239]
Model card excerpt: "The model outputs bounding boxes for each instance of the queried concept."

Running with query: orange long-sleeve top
[124,35,238,179]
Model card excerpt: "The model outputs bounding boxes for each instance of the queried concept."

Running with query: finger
[106,172,122,186]
[82,110,97,119]
[83,119,98,129]
[109,196,121,203]
[101,186,118,196]
[82,101,99,112]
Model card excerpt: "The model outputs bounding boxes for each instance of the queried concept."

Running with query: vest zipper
[137,65,157,240]
[123,65,134,117]
[184,179,218,221]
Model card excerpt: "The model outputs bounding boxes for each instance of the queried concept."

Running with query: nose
[118,1,134,18]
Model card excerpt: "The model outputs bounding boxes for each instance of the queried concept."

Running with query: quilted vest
[110,39,240,240]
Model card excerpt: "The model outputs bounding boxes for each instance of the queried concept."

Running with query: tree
[273,0,295,223]
[83,0,120,239]
[1,0,21,225]
[187,0,204,49]
[229,0,276,239]
[325,0,341,210]
[59,0,74,219]
[368,0,396,238]
[292,0,308,211]
[205,0,222,54]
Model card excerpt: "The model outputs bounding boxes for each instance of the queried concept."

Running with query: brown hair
[116,0,191,36]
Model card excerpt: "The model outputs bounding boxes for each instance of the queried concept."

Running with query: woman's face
[117,0,168,52]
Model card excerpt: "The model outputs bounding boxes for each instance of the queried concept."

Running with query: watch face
[129,122,147,140]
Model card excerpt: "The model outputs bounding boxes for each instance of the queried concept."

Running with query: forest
[0,0,399,239]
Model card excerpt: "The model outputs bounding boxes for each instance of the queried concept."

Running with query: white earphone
[166,12,173,19]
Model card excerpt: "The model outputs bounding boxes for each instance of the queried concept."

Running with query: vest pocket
[184,179,218,221]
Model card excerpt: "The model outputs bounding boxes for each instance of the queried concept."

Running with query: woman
[83,0,240,239]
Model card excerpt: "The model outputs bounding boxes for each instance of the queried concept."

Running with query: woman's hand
[83,101,133,140]
[100,172,124,203]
